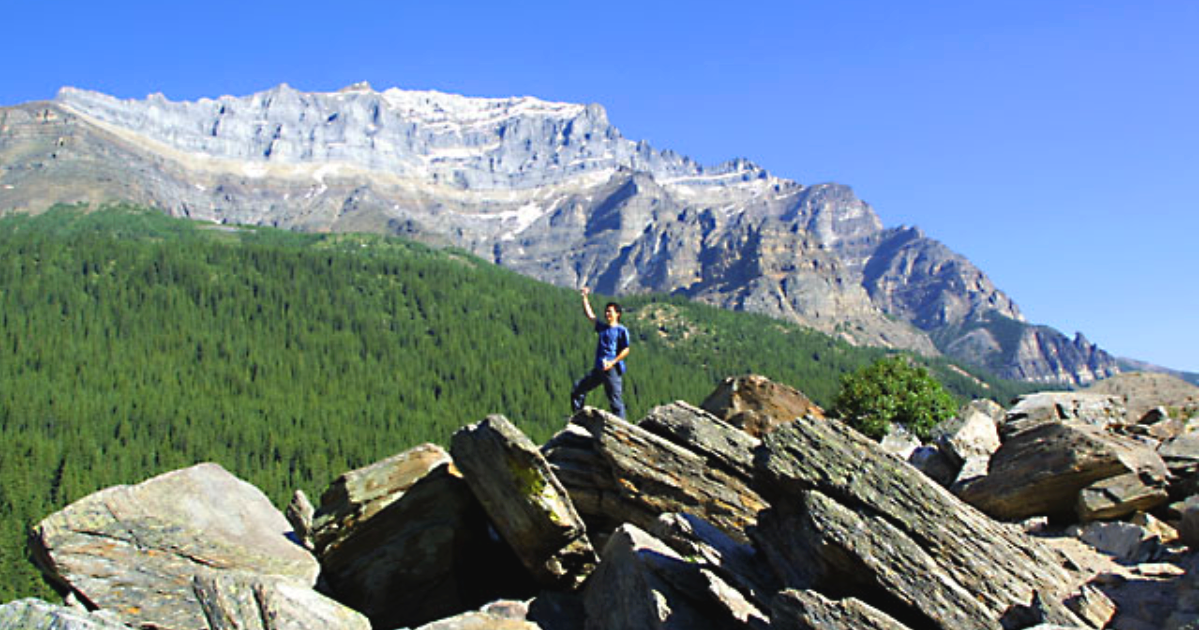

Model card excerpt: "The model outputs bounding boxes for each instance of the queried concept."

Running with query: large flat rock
[754,416,1083,629]
[29,463,318,630]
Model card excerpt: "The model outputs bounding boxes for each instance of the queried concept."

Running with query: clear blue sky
[5,1,1197,372]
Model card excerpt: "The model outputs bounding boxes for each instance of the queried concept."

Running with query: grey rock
[755,489,995,630]
[963,398,1006,425]
[526,590,587,630]
[754,416,1081,629]
[0,599,128,630]
[450,414,597,589]
[638,400,760,483]
[571,407,768,543]
[29,463,319,630]
[582,523,766,630]
[932,405,1002,466]
[1003,393,1128,438]
[1077,472,1171,521]
[192,570,371,630]
[1074,521,1162,564]
[955,420,1169,521]
[769,589,913,630]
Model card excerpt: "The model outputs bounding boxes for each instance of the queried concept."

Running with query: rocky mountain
[0,83,1121,384]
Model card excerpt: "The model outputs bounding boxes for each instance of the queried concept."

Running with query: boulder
[753,416,1083,630]
[954,420,1170,521]
[582,523,767,630]
[29,463,319,630]
[315,463,527,629]
[192,570,370,630]
[1003,392,1127,437]
[699,374,824,437]
[570,407,768,543]
[932,405,1002,466]
[310,442,450,553]
[0,599,128,630]
[1077,473,1171,521]
[755,489,998,629]
[1074,521,1163,564]
[450,415,597,589]
[638,400,761,483]
[769,589,913,630]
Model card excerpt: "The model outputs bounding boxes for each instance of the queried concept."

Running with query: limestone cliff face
[0,85,1121,384]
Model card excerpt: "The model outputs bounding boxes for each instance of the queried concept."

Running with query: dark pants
[571,367,625,419]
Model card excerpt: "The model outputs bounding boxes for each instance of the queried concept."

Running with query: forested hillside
[0,205,1038,600]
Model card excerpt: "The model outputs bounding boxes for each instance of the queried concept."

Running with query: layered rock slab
[29,463,318,630]
[955,420,1169,521]
[569,407,767,543]
[450,414,597,589]
[753,416,1085,629]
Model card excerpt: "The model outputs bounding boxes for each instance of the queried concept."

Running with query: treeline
[0,205,1040,600]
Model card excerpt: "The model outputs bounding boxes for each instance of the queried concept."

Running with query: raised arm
[580,287,596,322]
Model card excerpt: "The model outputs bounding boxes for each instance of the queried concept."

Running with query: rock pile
[4,376,1197,630]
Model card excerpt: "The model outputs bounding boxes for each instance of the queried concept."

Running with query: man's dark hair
[605,302,623,317]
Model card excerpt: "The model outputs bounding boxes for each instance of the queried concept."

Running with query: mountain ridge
[0,83,1127,383]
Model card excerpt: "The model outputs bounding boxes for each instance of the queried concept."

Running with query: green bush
[833,356,958,440]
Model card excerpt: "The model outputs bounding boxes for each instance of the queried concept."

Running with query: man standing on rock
[570,287,631,419]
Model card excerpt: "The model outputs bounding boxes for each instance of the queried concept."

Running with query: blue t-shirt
[594,321,630,374]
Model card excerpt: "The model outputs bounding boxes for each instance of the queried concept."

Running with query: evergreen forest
[0,205,1040,600]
